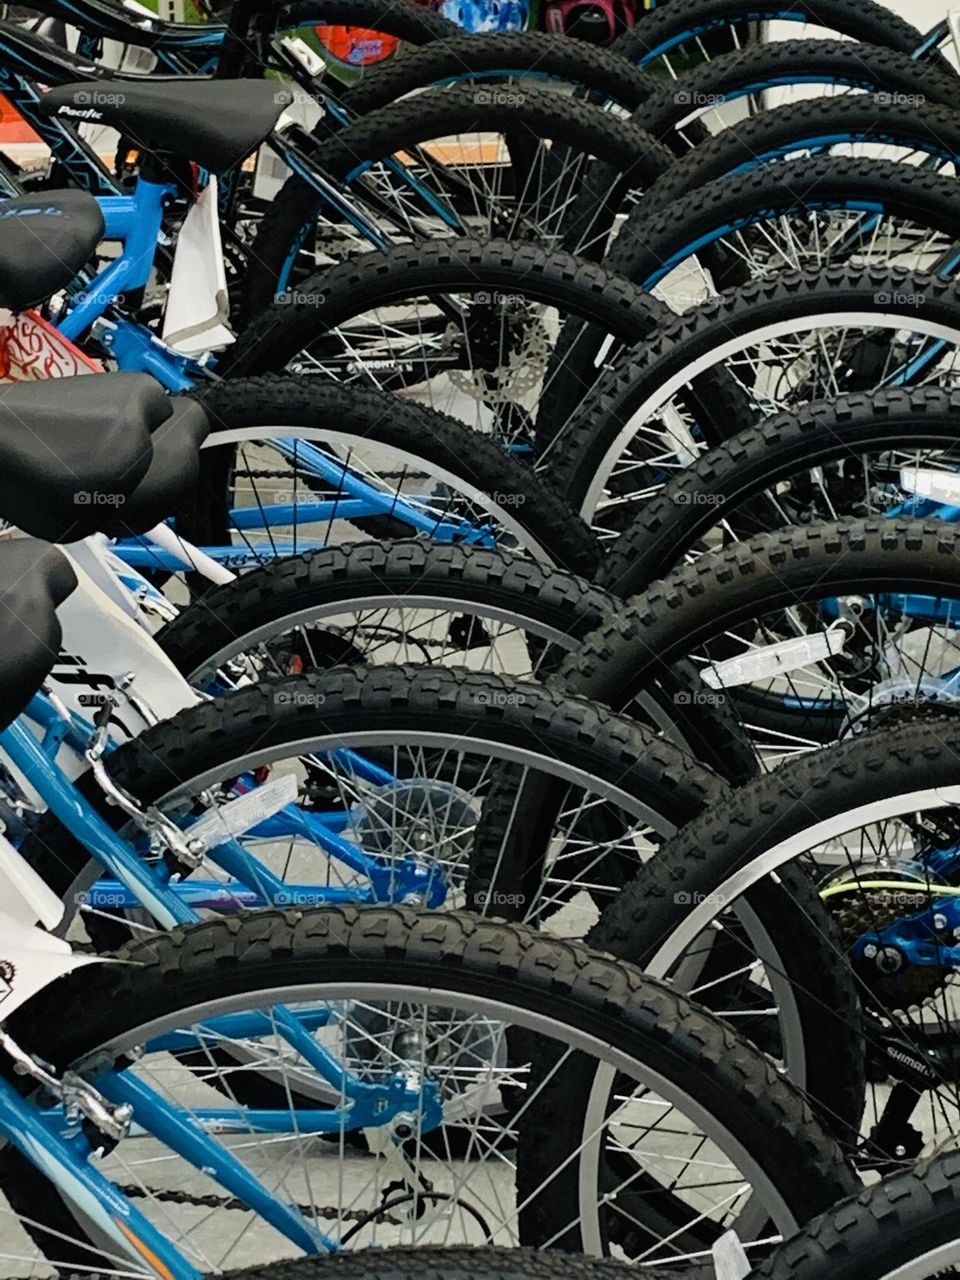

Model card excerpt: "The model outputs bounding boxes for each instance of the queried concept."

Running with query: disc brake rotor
[448,302,550,405]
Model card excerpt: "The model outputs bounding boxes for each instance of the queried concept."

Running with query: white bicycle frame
[0,524,233,796]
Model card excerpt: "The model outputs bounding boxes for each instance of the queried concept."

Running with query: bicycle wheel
[155,541,618,690]
[563,518,960,769]
[158,376,601,583]
[0,906,857,1270]
[342,33,656,116]
[540,156,960,432]
[615,0,940,78]
[587,714,960,1176]
[635,38,958,156]
[542,267,960,535]
[242,85,672,319]
[228,242,664,448]
[601,386,960,597]
[646,98,960,213]
[753,1150,960,1280]
[21,664,731,940]
[612,155,960,295]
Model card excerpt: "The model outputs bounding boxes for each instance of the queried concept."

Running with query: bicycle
[0,519,859,1270]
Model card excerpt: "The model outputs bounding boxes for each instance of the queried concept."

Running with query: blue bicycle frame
[47,173,499,572]
[0,733,447,1274]
[0,687,450,921]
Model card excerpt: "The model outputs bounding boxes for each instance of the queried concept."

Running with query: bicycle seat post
[216,0,263,77]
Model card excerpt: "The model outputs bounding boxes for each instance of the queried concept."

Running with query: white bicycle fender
[0,833,102,1019]
[53,541,201,734]
[0,912,103,1019]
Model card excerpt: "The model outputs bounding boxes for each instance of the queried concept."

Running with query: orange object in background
[0,97,40,144]
[315,25,400,66]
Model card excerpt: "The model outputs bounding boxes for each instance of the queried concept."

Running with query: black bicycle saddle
[0,539,77,731]
[0,191,104,312]
[41,80,293,173]
[109,396,210,536]
[0,374,167,542]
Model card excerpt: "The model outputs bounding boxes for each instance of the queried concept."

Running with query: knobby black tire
[229,240,667,457]
[637,37,959,152]
[241,86,673,321]
[609,155,960,286]
[614,0,937,69]
[189,375,602,578]
[230,1247,693,1279]
[753,1148,960,1280]
[559,518,960,760]
[156,540,619,684]
[19,664,722,925]
[644,97,960,218]
[2,905,858,1256]
[343,32,657,115]
[566,518,960,709]
[601,382,960,596]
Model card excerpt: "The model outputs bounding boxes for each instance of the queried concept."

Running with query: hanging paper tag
[712,1230,752,1280]
[162,176,235,355]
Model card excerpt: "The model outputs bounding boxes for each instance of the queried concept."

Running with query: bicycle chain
[116,1180,401,1225]
[235,468,417,483]
[32,1186,406,1280]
